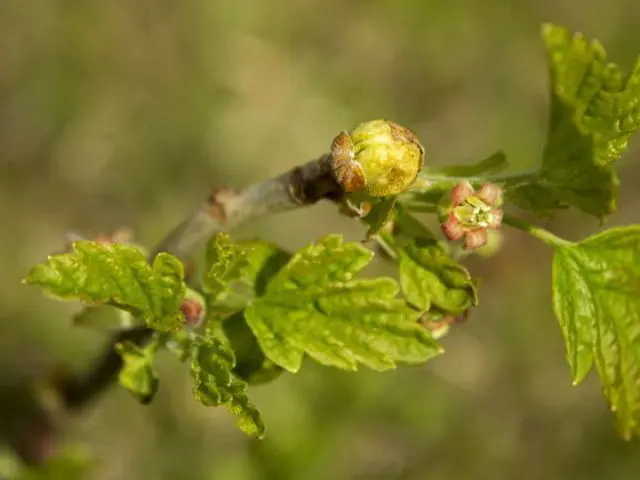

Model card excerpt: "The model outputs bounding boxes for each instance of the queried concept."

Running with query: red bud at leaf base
[181,298,204,327]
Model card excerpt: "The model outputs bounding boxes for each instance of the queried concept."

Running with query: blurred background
[1,0,640,478]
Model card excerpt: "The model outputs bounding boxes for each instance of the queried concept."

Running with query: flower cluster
[440,181,504,250]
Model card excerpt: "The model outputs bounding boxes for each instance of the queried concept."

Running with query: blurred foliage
[1,0,640,479]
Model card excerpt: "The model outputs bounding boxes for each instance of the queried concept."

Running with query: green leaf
[206,239,291,314]
[222,311,284,385]
[204,232,248,295]
[398,239,478,314]
[506,184,563,219]
[423,150,507,177]
[245,235,443,373]
[512,24,640,219]
[191,336,266,438]
[24,241,186,331]
[115,340,159,404]
[552,226,640,438]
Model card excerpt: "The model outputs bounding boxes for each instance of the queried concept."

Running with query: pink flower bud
[180,298,204,327]
[450,180,475,206]
[464,228,488,250]
[441,214,465,241]
[476,183,503,206]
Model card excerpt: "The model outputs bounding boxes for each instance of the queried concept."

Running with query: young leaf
[115,340,159,404]
[206,239,291,314]
[244,235,443,373]
[398,239,478,314]
[511,24,640,219]
[191,336,266,438]
[552,226,640,438]
[24,241,186,331]
[204,233,248,295]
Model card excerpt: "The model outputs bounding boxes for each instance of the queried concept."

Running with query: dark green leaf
[513,24,640,219]
[191,337,266,438]
[398,239,478,314]
[115,340,159,404]
[245,235,442,373]
[553,226,640,438]
[362,196,397,238]
[506,183,563,218]
[423,150,507,177]
[24,241,186,331]
[223,311,284,385]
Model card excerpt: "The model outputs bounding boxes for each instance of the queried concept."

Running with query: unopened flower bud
[439,181,504,250]
[330,119,425,197]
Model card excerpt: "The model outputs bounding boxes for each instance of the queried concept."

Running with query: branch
[12,153,342,464]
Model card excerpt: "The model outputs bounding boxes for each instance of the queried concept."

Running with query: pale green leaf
[115,340,159,404]
[24,241,186,331]
[553,226,640,438]
[245,235,443,373]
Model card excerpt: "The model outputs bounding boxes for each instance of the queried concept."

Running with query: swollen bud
[330,119,425,197]
[181,289,206,327]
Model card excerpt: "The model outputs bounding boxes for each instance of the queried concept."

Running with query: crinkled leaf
[191,337,266,438]
[24,241,186,331]
[398,239,478,314]
[206,239,291,314]
[115,340,159,404]
[512,24,640,219]
[552,226,640,438]
[204,232,249,295]
[245,235,443,373]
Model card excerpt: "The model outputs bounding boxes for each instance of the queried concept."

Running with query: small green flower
[329,119,425,197]
[439,181,504,250]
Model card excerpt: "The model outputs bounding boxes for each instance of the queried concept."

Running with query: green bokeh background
[1,1,640,479]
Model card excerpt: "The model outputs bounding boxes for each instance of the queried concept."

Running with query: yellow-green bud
[329,119,425,197]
